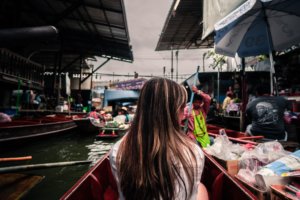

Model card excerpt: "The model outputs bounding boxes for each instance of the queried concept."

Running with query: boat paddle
[183,66,200,134]
[0,156,32,162]
[0,160,92,173]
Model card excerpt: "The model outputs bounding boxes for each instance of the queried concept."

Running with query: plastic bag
[205,134,246,160]
[239,141,288,171]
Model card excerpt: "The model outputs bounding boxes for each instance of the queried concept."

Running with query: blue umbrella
[214,0,300,92]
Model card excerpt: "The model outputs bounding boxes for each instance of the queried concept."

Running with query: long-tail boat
[61,138,259,200]
[0,115,77,147]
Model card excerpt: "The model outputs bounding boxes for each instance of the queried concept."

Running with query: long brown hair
[116,78,198,200]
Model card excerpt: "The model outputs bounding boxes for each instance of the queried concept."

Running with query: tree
[205,50,227,72]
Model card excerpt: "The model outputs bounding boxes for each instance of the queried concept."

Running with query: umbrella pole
[269,51,274,95]
[262,4,277,96]
[269,51,278,96]
[240,57,247,131]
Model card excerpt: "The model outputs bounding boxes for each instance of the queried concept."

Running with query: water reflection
[86,140,116,166]
[0,131,118,200]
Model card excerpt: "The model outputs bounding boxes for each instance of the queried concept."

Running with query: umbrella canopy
[214,0,300,57]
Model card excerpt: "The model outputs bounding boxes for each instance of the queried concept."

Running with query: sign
[115,78,147,90]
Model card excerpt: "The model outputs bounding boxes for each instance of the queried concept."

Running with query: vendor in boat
[245,84,291,141]
[183,86,211,148]
[109,78,208,200]
[222,90,233,114]
[99,109,107,121]
[87,106,101,119]
[113,107,130,124]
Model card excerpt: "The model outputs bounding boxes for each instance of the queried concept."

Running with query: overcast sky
[93,0,212,82]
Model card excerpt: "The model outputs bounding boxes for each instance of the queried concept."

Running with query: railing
[0,48,44,87]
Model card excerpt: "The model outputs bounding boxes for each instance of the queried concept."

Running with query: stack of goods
[104,121,130,130]
[206,131,300,194]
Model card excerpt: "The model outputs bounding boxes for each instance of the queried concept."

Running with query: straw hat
[121,107,128,112]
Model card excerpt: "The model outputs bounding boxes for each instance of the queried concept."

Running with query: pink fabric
[0,113,11,123]
[88,111,99,119]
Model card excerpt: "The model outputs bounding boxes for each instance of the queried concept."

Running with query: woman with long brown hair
[109,78,207,200]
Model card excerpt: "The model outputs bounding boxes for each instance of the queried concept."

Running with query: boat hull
[207,124,264,141]
[61,151,258,200]
[96,127,128,140]
[73,118,102,134]
[60,154,118,200]
[0,116,77,146]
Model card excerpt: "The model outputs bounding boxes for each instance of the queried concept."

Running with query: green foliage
[257,55,267,61]
[205,50,227,71]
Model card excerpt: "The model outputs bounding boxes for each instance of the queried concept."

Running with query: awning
[103,89,140,107]
[0,0,133,72]
[156,0,247,51]
[155,0,214,51]
[202,0,246,39]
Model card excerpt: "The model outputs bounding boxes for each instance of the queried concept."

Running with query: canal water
[0,130,118,200]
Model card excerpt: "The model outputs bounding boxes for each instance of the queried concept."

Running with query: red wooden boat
[207,124,300,151]
[0,115,77,146]
[207,124,264,141]
[96,127,128,140]
[61,139,259,200]
[73,117,104,134]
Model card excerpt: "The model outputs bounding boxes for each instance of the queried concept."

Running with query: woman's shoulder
[182,142,204,161]
[109,139,124,168]
[110,139,123,156]
[192,143,204,159]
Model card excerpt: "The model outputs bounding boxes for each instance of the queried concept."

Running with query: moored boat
[0,115,77,147]
[73,117,104,134]
[207,124,264,141]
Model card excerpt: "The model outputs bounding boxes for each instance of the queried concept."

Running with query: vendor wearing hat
[121,107,130,123]
[114,106,130,124]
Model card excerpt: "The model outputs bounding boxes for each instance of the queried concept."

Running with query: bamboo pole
[0,156,32,162]
[0,160,91,173]
[184,66,200,133]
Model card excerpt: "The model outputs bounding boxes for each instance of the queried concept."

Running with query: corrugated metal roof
[155,0,214,51]
[0,0,133,71]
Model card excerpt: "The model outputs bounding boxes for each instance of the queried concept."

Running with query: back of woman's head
[136,77,187,131]
[117,78,197,200]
